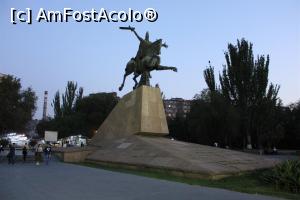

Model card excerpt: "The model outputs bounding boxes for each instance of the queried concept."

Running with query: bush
[262,160,300,193]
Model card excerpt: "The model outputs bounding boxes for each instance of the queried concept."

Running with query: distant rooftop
[164,98,192,102]
[0,73,8,81]
[0,73,7,77]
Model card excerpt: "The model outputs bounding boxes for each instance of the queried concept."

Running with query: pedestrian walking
[0,144,4,158]
[44,145,52,165]
[7,143,16,165]
[22,144,28,162]
[35,144,43,165]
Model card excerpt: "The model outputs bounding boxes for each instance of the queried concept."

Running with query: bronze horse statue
[119,26,177,91]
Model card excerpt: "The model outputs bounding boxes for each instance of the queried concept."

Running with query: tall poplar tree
[204,39,280,148]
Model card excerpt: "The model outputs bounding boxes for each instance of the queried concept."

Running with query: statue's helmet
[145,32,150,41]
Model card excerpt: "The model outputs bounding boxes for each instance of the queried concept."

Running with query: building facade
[163,98,191,118]
[0,73,8,81]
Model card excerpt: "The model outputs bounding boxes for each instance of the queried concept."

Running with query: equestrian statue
[118,26,177,91]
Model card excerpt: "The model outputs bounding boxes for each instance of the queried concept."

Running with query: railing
[0,148,36,163]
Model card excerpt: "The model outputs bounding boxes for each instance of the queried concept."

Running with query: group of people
[35,144,52,165]
[5,143,52,165]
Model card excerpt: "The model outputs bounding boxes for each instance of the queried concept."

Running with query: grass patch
[76,162,300,200]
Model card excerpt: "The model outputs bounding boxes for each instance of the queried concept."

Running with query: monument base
[91,86,168,145]
[86,136,280,179]
[88,86,280,179]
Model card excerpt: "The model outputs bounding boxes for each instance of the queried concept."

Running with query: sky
[0,0,299,119]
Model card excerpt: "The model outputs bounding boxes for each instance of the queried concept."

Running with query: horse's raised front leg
[119,73,128,91]
[156,65,178,72]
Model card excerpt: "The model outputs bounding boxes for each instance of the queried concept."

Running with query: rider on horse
[118,26,177,91]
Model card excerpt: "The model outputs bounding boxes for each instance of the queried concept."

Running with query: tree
[52,91,62,119]
[51,81,84,119]
[0,75,37,134]
[278,100,300,149]
[204,39,281,148]
[37,80,119,139]
[168,113,188,141]
[188,89,240,147]
[61,81,83,116]
[38,81,83,138]
[76,92,118,137]
[251,87,283,149]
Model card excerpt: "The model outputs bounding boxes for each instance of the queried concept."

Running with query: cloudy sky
[1,0,299,119]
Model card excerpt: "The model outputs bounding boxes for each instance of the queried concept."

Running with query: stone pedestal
[91,86,168,145]
[87,87,280,179]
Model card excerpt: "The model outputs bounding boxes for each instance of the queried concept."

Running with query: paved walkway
[0,158,282,200]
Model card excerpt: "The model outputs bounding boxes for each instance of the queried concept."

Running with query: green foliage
[37,81,118,139]
[262,160,300,193]
[168,114,188,141]
[59,81,83,116]
[170,39,297,149]
[0,75,37,133]
[187,89,240,147]
[203,62,216,92]
[53,91,62,118]
[76,93,118,137]
[252,97,284,148]
[201,39,282,148]
[278,101,300,149]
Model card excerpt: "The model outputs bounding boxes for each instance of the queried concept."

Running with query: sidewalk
[0,158,282,200]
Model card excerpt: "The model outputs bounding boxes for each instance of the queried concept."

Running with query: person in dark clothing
[44,145,52,165]
[35,144,43,165]
[7,144,16,164]
[22,144,28,162]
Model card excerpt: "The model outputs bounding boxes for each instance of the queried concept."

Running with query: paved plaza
[0,154,282,200]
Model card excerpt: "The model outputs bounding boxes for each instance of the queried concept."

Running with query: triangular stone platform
[87,135,279,179]
[87,86,280,179]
